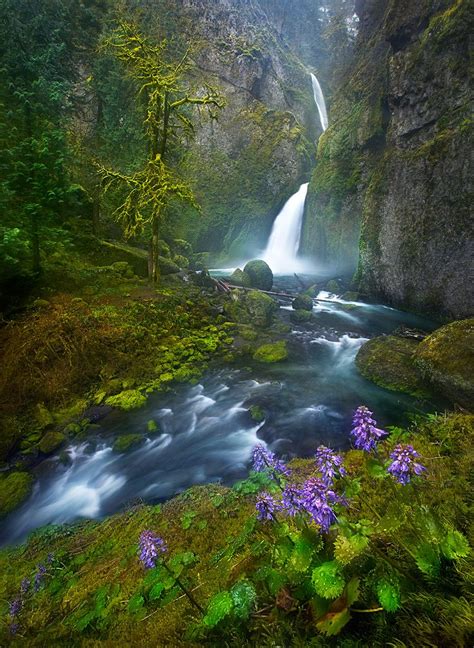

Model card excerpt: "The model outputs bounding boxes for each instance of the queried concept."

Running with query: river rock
[39,430,66,454]
[230,268,252,287]
[0,471,33,518]
[243,260,273,291]
[253,340,288,363]
[292,294,313,311]
[356,335,431,397]
[225,290,278,328]
[414,319,474,410]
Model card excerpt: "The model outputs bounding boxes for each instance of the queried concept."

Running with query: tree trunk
[150,216,160,283]
[91,196,100,236]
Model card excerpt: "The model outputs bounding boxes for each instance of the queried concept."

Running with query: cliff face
[304,0,473,318]
[136,0,322,261]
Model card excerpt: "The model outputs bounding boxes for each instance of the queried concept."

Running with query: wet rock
[243,260,273,291]
[356,335,431,397]
[292,294,313,311]
[414,319,474,410]
[249,405,265,422]
[113,434,143,453]
[225,290,278,328]
[253,340,288,363]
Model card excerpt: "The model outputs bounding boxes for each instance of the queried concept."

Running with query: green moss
[147,420,159,433]
[243,260,273,291]
[225,290,278,329]
[290,309,314,324]
[106,389,147,411]
[249,405,265,422]
[326,280,341,294]
[113,434,143,453]
[39,430,66,454]
[230,268,252,288]
[356,335,431,397]
[292,294,313,311]
[35,403,54,429]
[253,340,288,363]
[0,471,33,517]
[414,319,474,409]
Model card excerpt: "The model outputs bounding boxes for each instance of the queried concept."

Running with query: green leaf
[180,511,197,529]
[334,534,368,566]
[376,578,401,612]
[440,530,470,560]
[94,586,109,614]
[74,610,96,632]
[203,591,233,628]
[230,580,257,620]
[149,582,165,601]
[346,577,360,606]
[414,542,440,577]
[366,458,387,479]
[128,594,145,614]
[289,535,315,572]
[312,561,345,599]
[316,608,351,636]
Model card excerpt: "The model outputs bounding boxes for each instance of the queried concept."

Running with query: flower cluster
[34,564,47,592]
[138,530,167,569]
[388,444,427,485]
[252,444,290,477]
[256,492,279,521]
[315,445,346,485]
[7,557,54,635]
[350,406,387,452]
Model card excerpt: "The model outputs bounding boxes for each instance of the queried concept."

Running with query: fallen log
[223,283,339,305]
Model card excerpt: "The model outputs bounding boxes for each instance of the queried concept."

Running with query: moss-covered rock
[225,290,278,328]
[39,430,66,454]
[158,240,171,258]
[341,291,359,301]
[230,268,252,287]
[0,471,33,517]
[113,434,143,453]
[191,252,210,271]
[253,340,288,363]
[290,309,314,324]
[158,256,180,275]
[292,294,313,311]
[249,405,265,422]
[35,403,54,429]
[147,420,159,434]
[414,319,474,409]
[326,279,341,294]
[105,390,147,411]
[92,240,148,277]
[243,260,273,291]
[173,254,189,269]
[356,335,431,397]
[110,261,135,278]
[172,239,193,257]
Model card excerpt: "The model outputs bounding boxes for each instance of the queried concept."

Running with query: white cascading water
[262,73,328,274]
[310,72,329,132]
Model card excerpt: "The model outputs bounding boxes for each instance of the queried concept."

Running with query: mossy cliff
[303,0,473,318]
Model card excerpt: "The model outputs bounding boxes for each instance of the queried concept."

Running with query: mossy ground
[0,413,472,646]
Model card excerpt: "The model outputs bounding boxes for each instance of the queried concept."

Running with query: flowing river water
[0,280,441,546]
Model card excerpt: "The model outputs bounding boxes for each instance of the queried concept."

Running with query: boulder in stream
[253,340,288,363]
[243,259,273,291]
[414,319,474,410]
[292,294,313,311]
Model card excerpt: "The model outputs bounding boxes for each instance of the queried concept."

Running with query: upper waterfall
[310,73,328,132]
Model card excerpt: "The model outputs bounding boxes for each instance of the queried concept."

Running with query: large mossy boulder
[243,260,273,291]
[230,268,251,287]
[0,472,33,518]
[253,340,288,363]
[290,309,314,324]
[105,389,147,411]
[356,335,431,397]
[292,294,313,311]
[39,430,66,454]
[93,241,148,277]
[225,290,278,328]
[158,256,180,275]
[414,319,474,409]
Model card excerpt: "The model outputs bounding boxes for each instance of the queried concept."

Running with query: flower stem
[162,562,204,613]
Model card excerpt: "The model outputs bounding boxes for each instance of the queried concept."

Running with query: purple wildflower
[20,578,30,595]
[388,444,427,485]
[46,552,54,564]
[9,598,22,617]
[255,492,279,521]
[9,622,19,635]
[299,477,342,533]
[34,564,47,592]
[315,445,346,485]
[281,484,302,516]
[350,406,388,452]
[138,530,167,569]
[252,444,290,477]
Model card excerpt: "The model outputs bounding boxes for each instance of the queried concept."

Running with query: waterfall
[262,183,309,273]
[310,73,328,132]
[261,74,328,274]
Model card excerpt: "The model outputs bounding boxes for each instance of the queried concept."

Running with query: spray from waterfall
[262,74,328,273]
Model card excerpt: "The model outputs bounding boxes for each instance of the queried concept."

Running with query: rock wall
[303,0,473,318]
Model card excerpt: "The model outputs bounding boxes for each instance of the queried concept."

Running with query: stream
[0,281,441,546]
